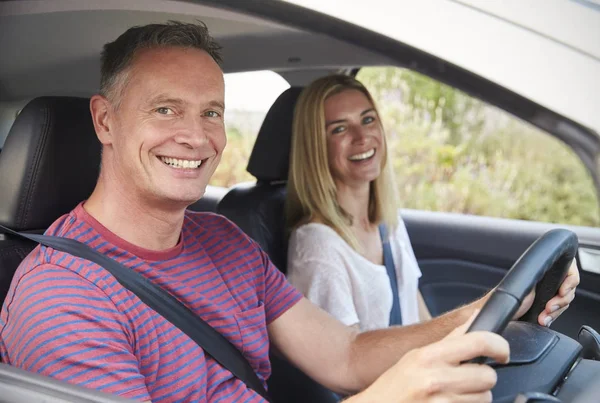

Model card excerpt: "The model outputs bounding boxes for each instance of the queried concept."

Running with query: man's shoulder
[184,210,247,239]
[44,203,88,239]
[15,204,102,281]
[183,210,270,286]
[184,209,231,225]
[183,210,262,254]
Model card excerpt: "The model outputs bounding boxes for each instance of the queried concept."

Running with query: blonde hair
[286,74,398,251]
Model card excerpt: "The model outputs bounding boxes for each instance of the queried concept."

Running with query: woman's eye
[156,107,174,115]
[331,126,346,135]
[363,116,376,124]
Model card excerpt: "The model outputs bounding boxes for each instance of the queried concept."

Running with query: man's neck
[336,181,372,231]
[84,176,186,251]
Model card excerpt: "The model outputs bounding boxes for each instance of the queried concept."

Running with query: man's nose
[175,115,208,148]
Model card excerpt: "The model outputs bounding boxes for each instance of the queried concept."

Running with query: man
[0,22,578,402]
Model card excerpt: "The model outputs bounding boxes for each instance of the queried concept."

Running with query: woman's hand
[514,259,579,326]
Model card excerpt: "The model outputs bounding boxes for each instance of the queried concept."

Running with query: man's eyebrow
[361,108,375,116]
[146,95,186,107]
[145,97,225,111]
[208,100,225,111]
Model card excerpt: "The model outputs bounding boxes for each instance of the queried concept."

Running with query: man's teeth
[348,149,375,161]
[159,156,203,169]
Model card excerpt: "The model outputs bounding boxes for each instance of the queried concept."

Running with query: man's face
[103,47,226,208]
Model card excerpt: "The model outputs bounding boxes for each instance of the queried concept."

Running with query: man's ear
[90,95,114,145]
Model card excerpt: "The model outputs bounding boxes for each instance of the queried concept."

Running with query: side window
[357,67,600,227]
[210,70,290,187]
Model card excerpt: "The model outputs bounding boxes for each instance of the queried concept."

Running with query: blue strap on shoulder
[379,224,402,326]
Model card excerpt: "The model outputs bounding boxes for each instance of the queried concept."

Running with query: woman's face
[324,89,384,190]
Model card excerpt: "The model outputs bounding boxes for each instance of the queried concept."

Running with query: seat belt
[379,224,402,326]
[0,224,271,402]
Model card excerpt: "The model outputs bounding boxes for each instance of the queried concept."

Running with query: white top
[287,214,422,331]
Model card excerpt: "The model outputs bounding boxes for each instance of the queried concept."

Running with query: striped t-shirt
[0,203,302,402]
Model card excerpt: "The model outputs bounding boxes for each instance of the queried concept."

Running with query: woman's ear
[90,95,114,145]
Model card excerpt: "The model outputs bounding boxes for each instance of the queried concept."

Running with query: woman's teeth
[348,149,375,161]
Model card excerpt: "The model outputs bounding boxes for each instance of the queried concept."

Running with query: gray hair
[100,20,222,106]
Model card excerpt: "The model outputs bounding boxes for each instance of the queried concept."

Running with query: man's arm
[343,315,509,403]
[269,258,579,396]
[268,296,481,394]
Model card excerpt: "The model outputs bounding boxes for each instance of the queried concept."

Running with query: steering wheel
[467,229,578,339]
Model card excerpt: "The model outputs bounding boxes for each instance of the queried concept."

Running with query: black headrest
[0,97,101,231]
[247,87,303,182]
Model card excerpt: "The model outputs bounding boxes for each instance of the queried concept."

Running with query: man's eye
[156,107,174,115]
[205,110,222,118]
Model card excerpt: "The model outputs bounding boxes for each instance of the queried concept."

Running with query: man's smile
[158,156,204,169]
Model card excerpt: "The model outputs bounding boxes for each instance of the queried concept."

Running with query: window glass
[210,70,290,187]
[357,66,600,226]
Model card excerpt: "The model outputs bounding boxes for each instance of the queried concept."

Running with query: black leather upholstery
[218,87,303,274]
[269,354,342,403]
[0,238,33,308]
[247,87,303,182]
[188,186,228,213]
[218,183,288,271]
[0,96,99,302]
[218,87,340,403]
[0,97,100,231]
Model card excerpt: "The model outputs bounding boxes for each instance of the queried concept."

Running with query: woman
[286,74,430,331]
[285,74,579,332]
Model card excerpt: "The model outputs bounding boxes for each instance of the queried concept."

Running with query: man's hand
[348,314,509,403]
[513,258,579,326]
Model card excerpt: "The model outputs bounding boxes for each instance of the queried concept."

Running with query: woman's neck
[336,181,372,231]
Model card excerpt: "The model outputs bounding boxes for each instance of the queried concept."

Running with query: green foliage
[210,126,256,188]
[358,67,600,227]
[211,67,600,227]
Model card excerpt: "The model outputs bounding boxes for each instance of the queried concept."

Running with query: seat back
[218,182,288,270]
[217,87,340,403]
[218,87,302,274]
[0,96,100,301]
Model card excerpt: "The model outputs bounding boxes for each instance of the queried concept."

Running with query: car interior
[2,1,600,402]
[0,86,599,403]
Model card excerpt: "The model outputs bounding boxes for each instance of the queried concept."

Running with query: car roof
[0,1,390,99]
[285,0,600,135]
[0,0,598,138]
